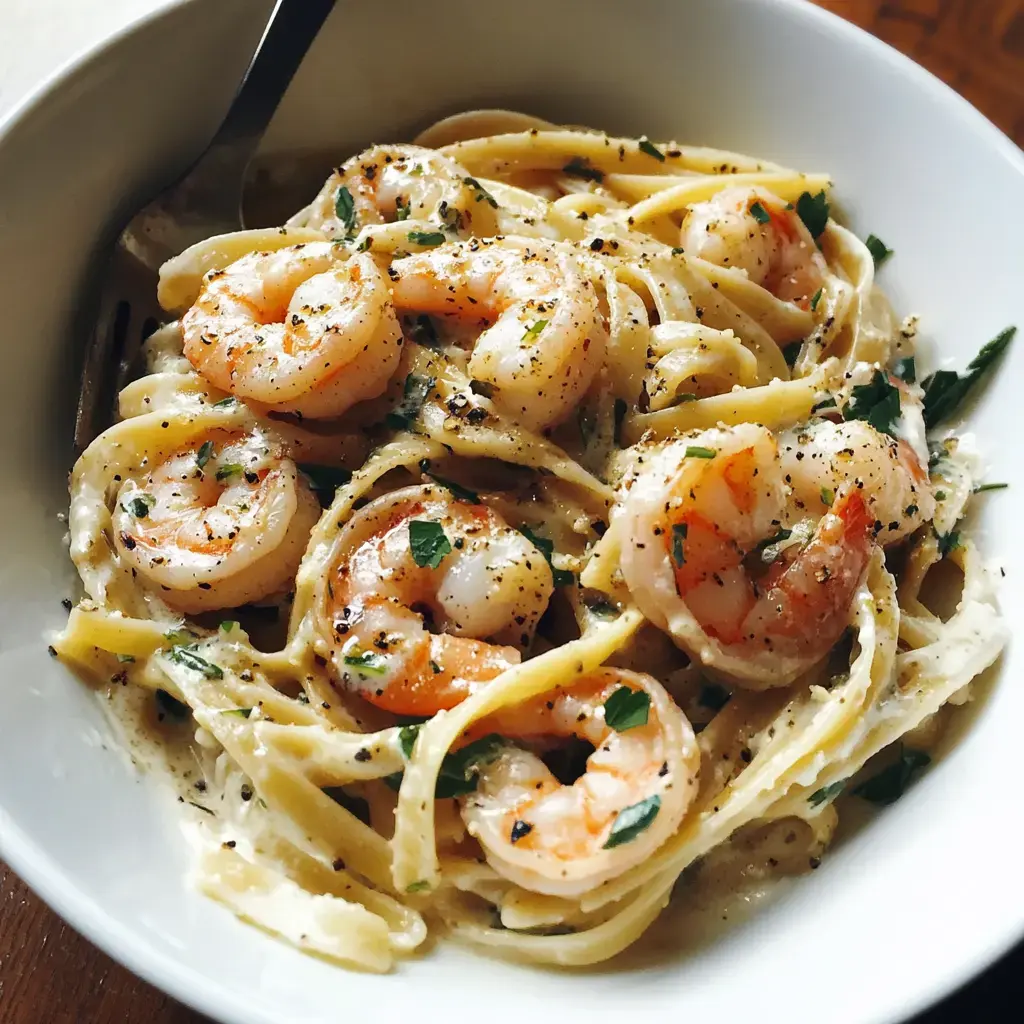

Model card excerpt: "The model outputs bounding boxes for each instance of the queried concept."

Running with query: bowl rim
[1,1,1022,1022]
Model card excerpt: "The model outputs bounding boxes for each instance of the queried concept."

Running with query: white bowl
[1,1,1021,1021]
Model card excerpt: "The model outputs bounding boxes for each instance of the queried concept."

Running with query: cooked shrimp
[619,424,875,687]
[182,244,401,418]
[112,428,320,613]
[389,238,607,430]
[680,186,827,308]
[318,485,554,715]
[779,419,934,545]
[306,145,497,239]
[460,668,699,897]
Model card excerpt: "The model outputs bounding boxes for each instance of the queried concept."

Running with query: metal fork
[74,0,337,454]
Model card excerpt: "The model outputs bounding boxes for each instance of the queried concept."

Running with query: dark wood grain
[2,2,1021,1021]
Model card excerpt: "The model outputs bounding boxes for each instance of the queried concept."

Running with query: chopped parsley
[749,200,771,225]
[343,649,388,676]
[419,459,480,504]
[755,527,793,564]
[387,732,507,798]
[602,686,651,732]
[334,185,356,237]
[395,199,411,221]
[810,287,823,312]
[406,880,431,893]
[820,486,835,507]
[212,397,236,408]
[974,482,1008,494]
[399,723,420,758]
[671,523,687,567]
[684,446,717,459]
[407,230,445,247]
[408,519,452,569]
[603,794,661,848]
[166,645,223,679]
[865,234,893,267]
[519,525,575,587]
[638,137,666,162]
[222,707,253,719]
[852,746,930,805]
[215,463,243,482]
[196,440,215,471]
[385,373,436,430]
[795,190,830,240]
[811,396,837,413]
[562,158,603,182]
[936,529,961,558]
[845,369,902,438]
[521,319,548,343]
[298,463,352,506]
[463,176,499,208]
[892,356,916,383]
[921,326,1015,429]
[122,495,152,518]
[808,779,846,807]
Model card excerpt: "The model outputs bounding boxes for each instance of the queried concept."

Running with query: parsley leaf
[845,369,902,438]
[166,645,223,679]
[419,459,480,504]
[974,482,1008,494]
[343,649,388,676]
[685,446,717,459]
[123,495,152,518]
[407,230,445,247]
[298,463,352,506]
[936,529,961,558]
[519,525,575,587]
[852,746,930,805]
[212,397,236,408]
[671,523,687,567]
[395,199,411,221]
[808,779,846,807]
[521,319,548,342]
[215,463,243,482]
[398,724,420,759]
[795,190,830,240]
[921,326,1015,429]
[892,356,916,383]
[463,176,499,208]
[385,373,436,430]
[749,200,771,225]
[638,137,666,162]
[865,234,893,267]
[335,185,356,236]
[810,287,823,312]
[603,686,651,732]
[820,486,835,507]
[562,158,603,182]
[603,794,661,848]
[386,732,507,798]
[408,519,452,569]
[196,440,215,471]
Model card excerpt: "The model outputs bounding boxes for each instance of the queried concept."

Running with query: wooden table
[2,1,1022,1021]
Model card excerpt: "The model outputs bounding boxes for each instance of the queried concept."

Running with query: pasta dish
[56,111,1011,972]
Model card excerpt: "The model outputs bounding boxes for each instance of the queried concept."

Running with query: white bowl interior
[0,2,1021,1022]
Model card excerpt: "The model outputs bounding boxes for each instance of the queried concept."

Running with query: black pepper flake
[510,820,533,843]
[354,748,372,762]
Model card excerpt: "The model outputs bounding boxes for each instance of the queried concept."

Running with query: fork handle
[175,0,338,227]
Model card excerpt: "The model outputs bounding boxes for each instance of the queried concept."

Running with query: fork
[73,0,337,455]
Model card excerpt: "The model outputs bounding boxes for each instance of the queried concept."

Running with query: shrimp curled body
[182,244,402,418]
[389,238,608,431]
[317,485,555,715]
[461,668,700,897]
[620,424,878,687]
[112,428,320,613]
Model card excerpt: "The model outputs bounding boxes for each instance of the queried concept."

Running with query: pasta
[56,111,1012,973]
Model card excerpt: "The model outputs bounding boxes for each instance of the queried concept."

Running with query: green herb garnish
[219,620,239,634]
[603,686,651,732]
[335,185,356,236]
[808,779,846,807]
[407,230,445,247]
[974,482,1008,493]
[562,158,603,182]
[820,486,835,507]
[123,495,152,518]
[749,200,771,224]
[386,373,436,430]
[795,190,830,240]
[343,649,389,676]
[166,645,223,679]
[521,319,548,342]
[298,463,352,506]
[845,369,902,438]
[603,794,661,848]
[810,287,823,312]
[196,440,215,471]
[222,707,253,719]
[685,446,717,459]
[463,176,499,208]
[215,463,243,482]
[852,746,930,805]
[406,313,440,349]
[892,356,916,383]
[395,199,411,221]
[406,880,431,893]
[408,519,452,569]
[921,326,1015,429]
[865,234,893,267]
[519,525,575,587]
[638,137,666,162]
[212,397,236,408]
[936,530,961,558]
[811,396,837,413]
[399,723,420,759]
